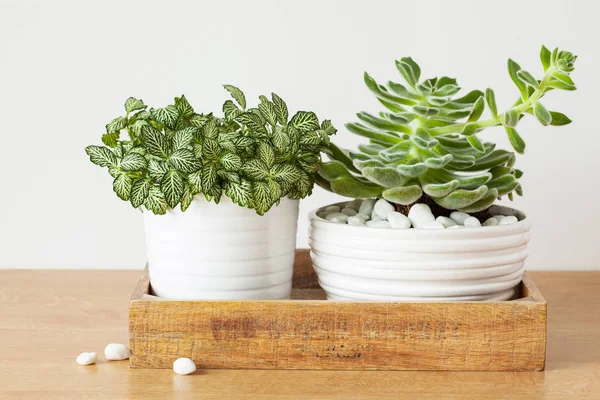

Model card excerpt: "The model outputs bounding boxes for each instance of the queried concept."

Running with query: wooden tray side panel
[130,299,546,371]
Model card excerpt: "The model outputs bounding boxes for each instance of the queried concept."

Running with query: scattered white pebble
[371,207,378,220]
[463,217,481,227]
[436,216,457,228]
[449,211,470,225]
[173,358,197,375]
[358,199,376,216]
[422,221,445,230]
[325,205,341,213]
[448,225,464,229]
[341,207,358,216]
[347,215,366,226]
[499,216,519,225]
[483,217,499,226]
[371,216,382,222]
[387,212,412,229]
[329,217,346,223]
[325,212,349,222]
[493,215,506,222]
[366,220,392,228]
[76,352,97,366]
[408,203,435,228]
[346,199,362,211]
[105,343,130,361]
[357,212,371,221]
[374,199,395,220]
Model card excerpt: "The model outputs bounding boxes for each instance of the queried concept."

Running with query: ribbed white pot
[144,196,299,300]
[309,203,531,301]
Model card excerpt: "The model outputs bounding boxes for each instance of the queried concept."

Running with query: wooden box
[129,250,546,371]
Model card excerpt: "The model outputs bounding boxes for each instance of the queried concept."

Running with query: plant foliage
[318,46,577,212]
[86,89,336,215]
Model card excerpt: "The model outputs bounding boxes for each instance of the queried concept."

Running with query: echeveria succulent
[86,86,336,215]
[317,46,577,212]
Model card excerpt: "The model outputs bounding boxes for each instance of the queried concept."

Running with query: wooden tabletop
[0,270,598,399]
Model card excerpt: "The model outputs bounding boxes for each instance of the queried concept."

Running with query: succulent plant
[86,86,336,215]
[318,46,577,212]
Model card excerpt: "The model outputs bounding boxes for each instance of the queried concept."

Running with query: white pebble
[493,215,506,222]
[463,217,481,227]
[357,213,371,221]
[436,216,457,228]
[366,220,391,228]
[408,204,435,229]
[422,221,445,230]
[374,199,395,220]
[371,216,382,222]
[341,207,358,216]
[371,207,378,220]
[76,352,97,366]
[483,217,499,226]
[499,216,519,225]
[358,199,376,216]
[448,225,464,229]
[449,211,471,225]
[173,358,197,375]
[325,212,349,222]
[346,199,362,211]
[329,217,346,224]
[347,216,366,226]
[325,205,340,213]
[104,343,130,361]
[387,212,411,229]
[317,211,329,219]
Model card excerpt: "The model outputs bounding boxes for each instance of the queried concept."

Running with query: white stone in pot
[436,216,457,228]
[422,221,445,230]
[408,204,435,228]
[347,215,366,226]
[374,199,395,220]
[499,216,519,225]
[346,199,363,211]
[357,213,371,221]
[387,212,411,229]
[366,220,391,228]
[329,217,346,224]
[464,217,481,227]
[341,207,358,216]
[483,217,499,226]
[325,205,341,213]
[325,212,349,222]
[449,211,471,225]
[358,199,376,216]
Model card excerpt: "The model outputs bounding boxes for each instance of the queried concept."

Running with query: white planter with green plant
[312,46,576,301]
[86,87,335,299]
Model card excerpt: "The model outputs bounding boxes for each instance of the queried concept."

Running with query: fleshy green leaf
[540,45,551,71]
[382,185,422,205]
[507,59,529,101]
[485,88,498,117]
[549,111,572,126]
[505,126,526,154]
[466,135,485,153]
[395,57,421,88]
[467,97,485,122]
[534,102,552,126]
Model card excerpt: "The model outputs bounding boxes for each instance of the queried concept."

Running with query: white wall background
[0,0,598,270]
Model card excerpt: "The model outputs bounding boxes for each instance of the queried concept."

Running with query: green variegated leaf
[113,173,133,200]
[106,116,127,133]
[271,164,301,184]
[202,118,219,139]
[174,95,194,117]
[236,112,267,134]
[169,149,201,173]
[223,100,240,120]
[258,96,277,126]
[171,127,195,151]
[252,181,271,215]
[151,105,179,129]
[145,186,168,215]
[226,178,252,207]
[180,183,194,212]
[220,153,242,171]
[272,126,289,151]
[120,152,146,171]
[130,179,151,208]
[289,111,319,133]
[272,93,289,125]
[189,114,210,128]
[223,85,246,109]
[258,142,276,168]
[161,169,184,208]
[200,164,218,192]
[243,159,269,180]
[142,125,170,158]
[148,159,169,181]
[125,97,146,113]
[187,170,203,193]
[86,146,117,167]
[102,132,120,148]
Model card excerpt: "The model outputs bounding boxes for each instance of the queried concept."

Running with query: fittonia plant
[85,86,336,215]
[317,46,576,212]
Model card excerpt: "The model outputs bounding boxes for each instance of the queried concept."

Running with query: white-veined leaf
[202,118,218,139]
[223,100,240,120]
[102,132,119,148]
[142,125,170,158]
[243,159,269,180]
[125,97,146,113]
[271,163,301,184]
[252,181,271,215]
[106,116,127,133]
[113,173,133,201]
[130,179,151,208]
[145,186,168,215]
[223,85,246,109]
[203,137,220,160]
[220,153,242,171]
[171,127,196,151]
[187,170,203,193]
[161,169,184,208]
[169,149,201,173]
[120,152,147,171]
[272,126,289,151]
[201,164,218,192]
[148,159,169,181]
[271,93,288,125]
[258,142,275,168]
[258,96,277,126]
[226,179,252,207]
[236,112,267,134]
[151,105,179,129]
[86,145,117,167]
[180,183,194,212]
[289,111,319,132]
[174,95,194,117]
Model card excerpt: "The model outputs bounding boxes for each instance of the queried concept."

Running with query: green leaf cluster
[86,89,335,215]
[318,46,577,212]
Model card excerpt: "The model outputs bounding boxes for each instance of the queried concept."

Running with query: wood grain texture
[0,269,598,399]
[129,250,546,371]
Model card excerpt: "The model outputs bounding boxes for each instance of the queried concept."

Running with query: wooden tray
[129,250,546,371]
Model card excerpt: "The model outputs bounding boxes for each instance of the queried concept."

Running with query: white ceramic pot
[309,202,531,301]
[144,196,299,300]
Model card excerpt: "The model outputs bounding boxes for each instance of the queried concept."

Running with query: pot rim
[309,201,531,238]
